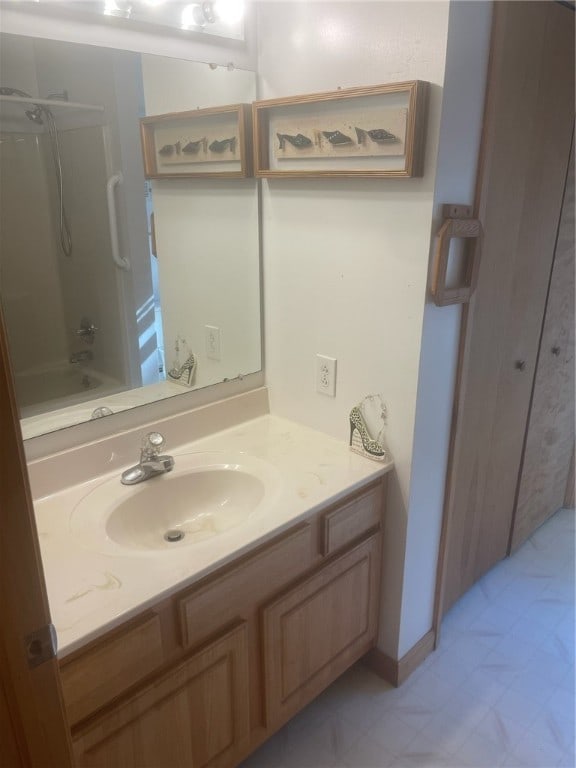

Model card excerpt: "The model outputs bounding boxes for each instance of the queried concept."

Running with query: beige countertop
[33,414,392,659]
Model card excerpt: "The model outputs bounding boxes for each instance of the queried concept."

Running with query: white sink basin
[70,452,280,555]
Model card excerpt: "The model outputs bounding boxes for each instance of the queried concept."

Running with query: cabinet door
[262,535,381,727]
[72,622,250,768]
[439,2,575,613]
[511,138,575,550]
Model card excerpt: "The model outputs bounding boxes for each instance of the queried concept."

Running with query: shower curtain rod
[0,94,104,113]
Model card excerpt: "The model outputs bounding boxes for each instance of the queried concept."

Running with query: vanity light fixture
[181,0,244,30]
[180,3,202,29]
[18,0,245,40]
[104,0,132,18]
[214,0,244,24]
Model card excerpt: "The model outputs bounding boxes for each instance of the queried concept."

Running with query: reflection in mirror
[28,0,246,41]
[25,0,246,40]
[0,33,261,440]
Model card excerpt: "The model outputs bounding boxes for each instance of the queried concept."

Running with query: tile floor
[240,508,575,768]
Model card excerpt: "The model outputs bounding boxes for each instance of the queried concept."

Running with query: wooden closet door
[438,2,575,616]
[511,137,575,551]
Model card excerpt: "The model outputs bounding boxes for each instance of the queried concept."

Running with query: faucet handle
[141,431,166,460]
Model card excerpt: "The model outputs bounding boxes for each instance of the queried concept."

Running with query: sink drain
[164,529,185,543]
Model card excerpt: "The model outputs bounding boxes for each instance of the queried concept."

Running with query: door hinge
[25,623,57,668]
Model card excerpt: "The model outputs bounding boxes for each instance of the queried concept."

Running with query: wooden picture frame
[140,103,253,179]
[252,81,428,179]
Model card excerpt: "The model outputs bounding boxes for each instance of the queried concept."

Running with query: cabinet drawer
[72,622,250,768]
[60,613,163,725]
[179,522,314,650]
[321,484,382,555]
[262,534,381,727]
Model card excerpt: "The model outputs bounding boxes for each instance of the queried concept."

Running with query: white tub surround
[21,379,185,440]
[33,413,392,658]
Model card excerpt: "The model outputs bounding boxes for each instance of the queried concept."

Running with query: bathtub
[14,362,124,418]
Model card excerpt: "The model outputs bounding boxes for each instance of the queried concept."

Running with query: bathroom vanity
[31,413,392,768]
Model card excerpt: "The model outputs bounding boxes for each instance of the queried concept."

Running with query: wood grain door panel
[262,535,381,728]
[72,622,250,768]
[61,613,164,726]
[0,297,73,765]
[439,1,575,614]
[511,137,575,550]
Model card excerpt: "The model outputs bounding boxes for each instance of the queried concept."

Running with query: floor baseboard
[364,629,436,687]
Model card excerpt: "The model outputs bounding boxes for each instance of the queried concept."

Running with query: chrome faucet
[76,317,98,345]
[121,432,175,485]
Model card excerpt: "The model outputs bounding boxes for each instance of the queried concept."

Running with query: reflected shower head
[0,86,45,124]
[0,86,32,97]
[24,106,44,125]
[1,85,71,256]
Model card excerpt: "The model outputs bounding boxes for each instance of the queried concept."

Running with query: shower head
[0,86,32,98]
[24,106,44,125]
[1,86,46,124]
[1,85,72,256]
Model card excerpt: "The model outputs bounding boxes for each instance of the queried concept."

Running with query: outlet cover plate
[205,325,221,361]
[316,354,337,397]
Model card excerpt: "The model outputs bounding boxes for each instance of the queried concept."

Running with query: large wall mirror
[0,32,261,440]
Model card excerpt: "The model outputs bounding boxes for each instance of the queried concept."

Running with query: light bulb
[104,0,132,17]
[104,0,120,15]
[213,0,244,25]
[181,3,201,29]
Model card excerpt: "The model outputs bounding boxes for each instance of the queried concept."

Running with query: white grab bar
[106,172,130,271]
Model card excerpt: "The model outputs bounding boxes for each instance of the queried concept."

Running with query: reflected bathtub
[14,363,123,417]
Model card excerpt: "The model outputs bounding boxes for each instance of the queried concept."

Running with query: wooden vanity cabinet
[262,534,381,728]
[72,622,250,768]
[62,479,386,768]
[60,614,165,726]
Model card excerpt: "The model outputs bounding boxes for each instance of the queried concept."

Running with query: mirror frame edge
[0,18,265,456]
[0,2,258,71]
[24,371,266,462]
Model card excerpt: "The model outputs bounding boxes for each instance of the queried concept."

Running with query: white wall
[258,0,493,659]
[141,56,256,111]
[0,134,69,374]
[0,36,69,376]
[0,33,39,96]
[398,0,492,657]
[257,0,450,656]
[142,56,261,390]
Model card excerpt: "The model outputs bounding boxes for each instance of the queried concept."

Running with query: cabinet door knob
[551,346,561,356]
[515,360,526,371]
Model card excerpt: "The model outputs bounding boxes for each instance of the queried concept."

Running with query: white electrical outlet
[316,354,337,397]
[205,325,221,361]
